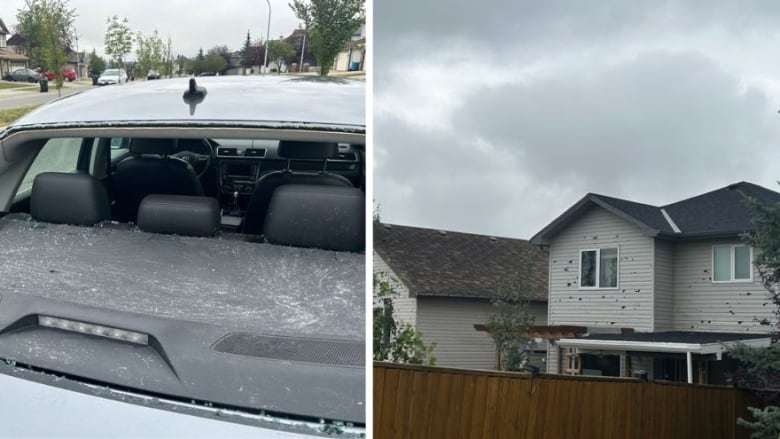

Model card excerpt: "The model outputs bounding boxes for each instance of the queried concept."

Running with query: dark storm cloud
[375,1,780,48]
[452,50,779,207]
[374,2,780,237]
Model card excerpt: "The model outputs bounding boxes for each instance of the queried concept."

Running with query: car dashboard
[210,139,363,222]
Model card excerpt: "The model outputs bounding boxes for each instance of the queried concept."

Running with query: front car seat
[111,138,204,222]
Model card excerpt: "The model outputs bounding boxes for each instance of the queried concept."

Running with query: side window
[579,247,619,289]
[16,138,82,195]
[110,137,130,160]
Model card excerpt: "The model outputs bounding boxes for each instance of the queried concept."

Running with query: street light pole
[299,28,306,73]
[262,0,271,75]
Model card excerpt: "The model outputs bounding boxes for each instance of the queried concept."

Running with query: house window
[713,245,752,282]
[579,248,618,288]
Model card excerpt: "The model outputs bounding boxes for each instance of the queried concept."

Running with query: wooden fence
[374,362,760,439]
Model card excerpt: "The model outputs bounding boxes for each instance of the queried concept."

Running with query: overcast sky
[0,0,301,59]
[374,1,780,239]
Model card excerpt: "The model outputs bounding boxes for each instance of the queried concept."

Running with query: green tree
[208,45,231,74]
[135,30,164,77]
[16,0,75,91]
[268,40,296,73]
[728,192,780,439]
[203,52,227,74]
[104,15,132,68]
[240,30,252,74]
[289,0,365,76]
[87,49,106,75]
[373,273,436,365]
[486,267,537,371]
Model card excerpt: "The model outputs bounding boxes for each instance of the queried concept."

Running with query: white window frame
[578,247,619,290]
[712,245,753,283]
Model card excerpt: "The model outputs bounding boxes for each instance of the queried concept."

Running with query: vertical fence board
[373,363,768,439]
[457,373,478,438]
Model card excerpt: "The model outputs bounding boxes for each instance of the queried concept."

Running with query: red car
[43,68,76,82]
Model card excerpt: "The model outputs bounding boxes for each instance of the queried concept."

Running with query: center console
[216,146,266,222]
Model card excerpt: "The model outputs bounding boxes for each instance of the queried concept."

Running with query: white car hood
[0,372,324,438]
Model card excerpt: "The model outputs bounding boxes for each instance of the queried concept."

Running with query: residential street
[0,81,94,110]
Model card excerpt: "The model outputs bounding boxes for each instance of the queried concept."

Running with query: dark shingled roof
[374,223,548,301]
[580,331,768,344]
[663,182,780,237]
[531,181,780,245]
[7,34,25,46]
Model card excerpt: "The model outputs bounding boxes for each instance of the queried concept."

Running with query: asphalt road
[0,81,94,110]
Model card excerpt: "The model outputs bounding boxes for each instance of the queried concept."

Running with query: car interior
[6,136,366,253]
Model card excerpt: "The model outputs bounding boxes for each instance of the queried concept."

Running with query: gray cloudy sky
[0,0,301,59]
[374,1,780,239]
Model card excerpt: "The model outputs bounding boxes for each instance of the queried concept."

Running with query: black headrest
[277,141,339,159]
[263,185,364,252]
[137,194,219,236]
[31,172,110,226]
[130,138,177,155]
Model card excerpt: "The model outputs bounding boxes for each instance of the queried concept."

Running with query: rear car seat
[30,172,111,226]
[136,194,220,237]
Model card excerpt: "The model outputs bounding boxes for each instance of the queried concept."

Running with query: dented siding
[416,298,548,370]
[654,240,675,331]
[672,239,774,333]
[373,252,417,325]
[548,206,655,331]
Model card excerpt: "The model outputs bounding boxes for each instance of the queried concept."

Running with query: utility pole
[74,28,80,79]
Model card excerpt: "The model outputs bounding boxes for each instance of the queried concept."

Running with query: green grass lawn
[0,82,35,90]
[0,104,41,126]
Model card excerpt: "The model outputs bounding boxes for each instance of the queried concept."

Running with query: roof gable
[0,18,9,35]
[374,223,548,301]
[531,182,780,245]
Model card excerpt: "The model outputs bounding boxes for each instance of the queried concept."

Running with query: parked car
[0,76,366,436]
[4,68,42,82]
[198,71,217,76]
[97,68,128,85]
[146,69,160,80]
[43,68,76,82]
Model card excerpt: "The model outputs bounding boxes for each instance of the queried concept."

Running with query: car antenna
[182,78,207,116]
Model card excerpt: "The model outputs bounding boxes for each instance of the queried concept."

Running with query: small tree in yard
[289,0,365,76]
[487,266,537,371]
[268,40,296,74]
[16,0,75,92]
[104,15,132,68]
[373,273,436,365]
[728,191,780,439]
[88,49,106,76]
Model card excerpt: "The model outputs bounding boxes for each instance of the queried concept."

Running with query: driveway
[0,81,94,110]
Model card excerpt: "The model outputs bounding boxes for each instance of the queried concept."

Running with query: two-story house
[374,222,549,370]
[0,18,29,78]
[530,182,778,384]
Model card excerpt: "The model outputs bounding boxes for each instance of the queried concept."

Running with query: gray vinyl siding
[373,252,417,325]
[654,240,675,331]
[547,341,560,374]
[672,239,774,333]
[547,206,655,331]
[415,298,547,370]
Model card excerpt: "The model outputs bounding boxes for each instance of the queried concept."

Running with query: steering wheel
[172,140,212,178]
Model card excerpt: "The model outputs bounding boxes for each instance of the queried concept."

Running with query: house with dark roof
[374,222,548,370]
[0,18,30,77]
[530,181,778,384]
